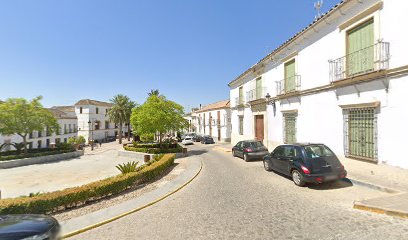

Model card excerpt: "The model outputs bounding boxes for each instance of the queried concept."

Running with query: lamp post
[88,120,94,151]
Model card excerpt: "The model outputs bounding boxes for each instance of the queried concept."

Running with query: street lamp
[265,93,276,116]
[88,120,94,151]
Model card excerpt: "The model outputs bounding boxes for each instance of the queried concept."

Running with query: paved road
[71,144,408,240]
[0,141,134,198]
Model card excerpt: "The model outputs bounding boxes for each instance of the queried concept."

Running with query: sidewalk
[61,153,203,238]
[215,144,408,219]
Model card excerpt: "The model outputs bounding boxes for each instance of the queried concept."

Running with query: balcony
[234,97,245,107]
[276,75,301,95]
[329,42,390,82]
[246,87,267,102]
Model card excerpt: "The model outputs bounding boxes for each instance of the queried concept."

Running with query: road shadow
[270,170,353,190]
[178,149,208,159]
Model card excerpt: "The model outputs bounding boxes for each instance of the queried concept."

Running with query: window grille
[343,107,377,161]
[283,113,297,144]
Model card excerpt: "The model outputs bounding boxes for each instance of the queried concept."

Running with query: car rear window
[303,145,334,158]
[249,141,264,148]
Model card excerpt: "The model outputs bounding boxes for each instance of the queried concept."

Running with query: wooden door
[255,115,264,141]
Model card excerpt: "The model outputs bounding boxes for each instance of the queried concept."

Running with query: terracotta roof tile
[74,99,112,107]
[195,100,230,113]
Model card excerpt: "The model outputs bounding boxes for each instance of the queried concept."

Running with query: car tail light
[244,148,253,152]
[300,165,310,174]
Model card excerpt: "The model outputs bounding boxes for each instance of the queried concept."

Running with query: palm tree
[148,89,160,97]
[107,95,135,144]
[125,101,137,141]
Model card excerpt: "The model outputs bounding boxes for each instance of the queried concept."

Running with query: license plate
[325,175,338,181]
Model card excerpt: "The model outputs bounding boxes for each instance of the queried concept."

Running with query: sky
[0,0,340,111]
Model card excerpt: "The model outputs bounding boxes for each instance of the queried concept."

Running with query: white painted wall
[193,108,231,142]
[229,0,408,168]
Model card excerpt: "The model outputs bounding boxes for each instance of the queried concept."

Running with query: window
[343,107,377,161]
[64,138,67,143]
[96,107,99,114]
[69,124,72,133]
[38,131,42,138]
[80,107,83,114]
[239,87,244,105]
[284,112,297,144]
[37,140,42,149]
[256,77,262,99]
[238,116,244,135]
[304,145,335,159]
[105,121,109,129]
[346,18,374,76]
[95,121,100,130]
[64,124,67,134]
[73,124,76,132]
[46,139,50,147]
[29,132,34,139]
[284,59,296,93]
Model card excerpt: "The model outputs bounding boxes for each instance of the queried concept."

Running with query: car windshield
[249,141,263,148]
[303,145,334,158]
[185,138,191,140]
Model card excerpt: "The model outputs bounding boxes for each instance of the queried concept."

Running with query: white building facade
[229,0,408,168]
[193,100,231,143]
[74,99,128,144]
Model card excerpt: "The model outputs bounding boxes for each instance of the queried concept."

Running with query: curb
[62,159,203,239]
[341,178,400,194]
[353,202,408,219]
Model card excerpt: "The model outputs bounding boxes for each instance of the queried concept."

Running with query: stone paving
[71,144,408,240]
[0,140,135,198]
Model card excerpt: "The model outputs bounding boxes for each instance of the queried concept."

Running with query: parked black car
[263,143,347,186]
[0,214,61,240]
[192,135,202,142]
[201,135,215,144]
[232,140,269,161]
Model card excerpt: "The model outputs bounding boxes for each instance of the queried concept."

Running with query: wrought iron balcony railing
[329,42,390,82]
[276,75,301,96]
[234,97,244,107]
[246,87,268,102]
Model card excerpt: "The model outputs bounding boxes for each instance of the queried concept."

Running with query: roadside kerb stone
[61,154,202,238]
[0,150,84,169]
[354,193,408,219]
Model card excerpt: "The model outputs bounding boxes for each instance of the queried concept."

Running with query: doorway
[255,115,264,141]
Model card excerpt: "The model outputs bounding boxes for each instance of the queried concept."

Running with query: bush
[0,149,76,161]
[0,154,175,214]
[124,145,182,154]
[56,142,74,151]
[116,161,139,174]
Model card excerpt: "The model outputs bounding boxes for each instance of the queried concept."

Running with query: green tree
[131,94,188,146]
[107,94,136,144]
[0,96,59,154]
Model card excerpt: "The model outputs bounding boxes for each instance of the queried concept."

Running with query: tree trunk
[22,135,28,154]
[159,132,162,148]
[127,123,131,141]
[119,123,123,144]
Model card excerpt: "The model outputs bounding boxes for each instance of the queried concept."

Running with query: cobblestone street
[71,144,408,240]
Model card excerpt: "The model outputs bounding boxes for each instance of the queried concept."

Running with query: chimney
[199,104,202,109]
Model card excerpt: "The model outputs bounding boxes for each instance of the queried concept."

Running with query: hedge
[0,149,76,162]
[124,145,183,154]
[0,154,176,214]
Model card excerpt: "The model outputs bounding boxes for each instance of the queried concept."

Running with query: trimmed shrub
[0,154,175,214]
[124,145,182,154]
[0,149,76,162]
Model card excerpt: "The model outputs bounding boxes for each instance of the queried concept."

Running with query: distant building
[191,100,231,143]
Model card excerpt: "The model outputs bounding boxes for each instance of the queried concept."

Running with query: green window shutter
[256,78,262,99]
[239,87,243,104]
[284,113,297,144]
[284,60,296,92]
[347,19,374,76]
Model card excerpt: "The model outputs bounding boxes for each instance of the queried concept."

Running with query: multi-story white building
[192,100,231,143]
[0,108,78,151]
[0,98,130,150]
[74,99,128,143]
[229,0,408,168]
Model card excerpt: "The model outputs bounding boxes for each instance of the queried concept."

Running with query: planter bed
[0,149,76,162]
[0,154,176,214]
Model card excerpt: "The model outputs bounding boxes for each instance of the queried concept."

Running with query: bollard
[144,154,150,163]
[182,147,188,156]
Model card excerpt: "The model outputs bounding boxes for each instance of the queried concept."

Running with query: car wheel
[232,150,236,157]
[291,170,306,187]
[244,154,249,162]
[263,160,272,171]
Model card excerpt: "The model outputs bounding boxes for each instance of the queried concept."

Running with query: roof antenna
[314,0,323,20]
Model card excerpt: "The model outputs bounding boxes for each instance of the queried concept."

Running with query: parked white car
[182,137,194,145]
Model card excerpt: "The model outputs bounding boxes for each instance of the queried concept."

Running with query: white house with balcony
[229,0,408,168]
[192,100,231,143]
